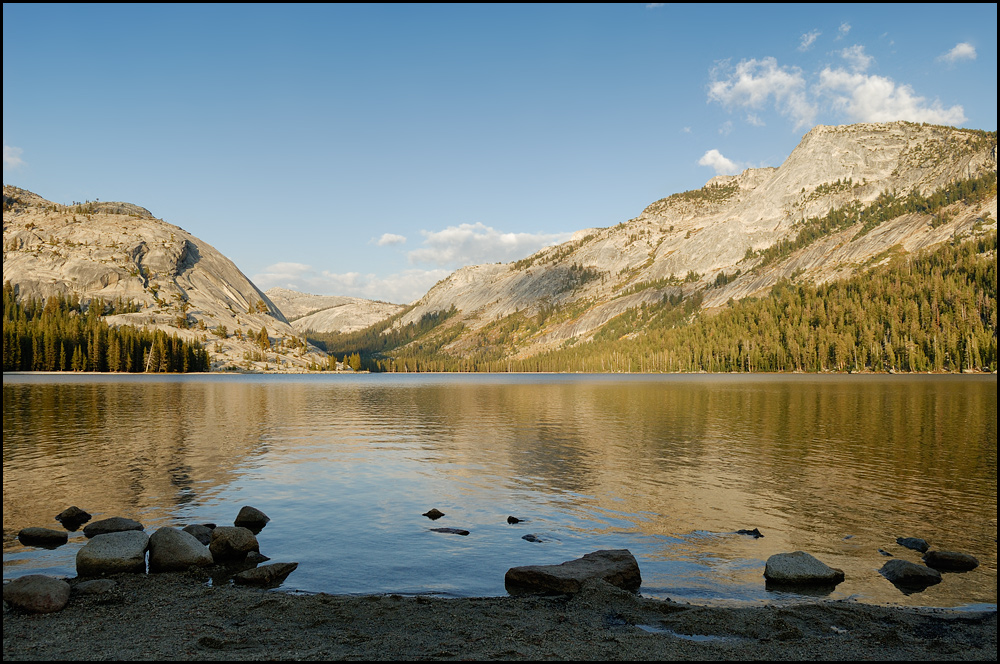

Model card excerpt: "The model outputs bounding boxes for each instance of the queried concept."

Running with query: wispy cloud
[837,22,851,40]
[798,30,821,52]
[375,233,407,246]
[938,42,976,64]
[645,3,665,8]
[698,149,741,175]
[708,57,817,129]
[839,44,873,73]
[407,222,572,268]
[3,144,24,169]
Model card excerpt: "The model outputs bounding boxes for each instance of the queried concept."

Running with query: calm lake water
[3,373,996,608]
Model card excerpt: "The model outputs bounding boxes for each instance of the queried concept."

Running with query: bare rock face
[76,531,150,576]
[505,549,642,595]
[265,288,403,334]
[3,575,71,613]
[763,551,845,586]
[148,527,214,572]
[209,526,260,562]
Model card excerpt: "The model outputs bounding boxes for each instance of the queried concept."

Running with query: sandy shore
[3,572,996,661]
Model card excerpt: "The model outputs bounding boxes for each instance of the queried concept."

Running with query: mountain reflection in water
[3,373,996,607]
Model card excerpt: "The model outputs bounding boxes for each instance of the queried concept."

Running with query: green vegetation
[3,282,210,372]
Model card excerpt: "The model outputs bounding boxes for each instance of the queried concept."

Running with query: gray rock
[736,528,764,538]
[208,526,259,562]
[430,527,470,536]
[233,562,298,586]
[55,506,92,530]
[233,506,270,531]
[423,509,445,520]
[505,549,642,595]
[76,531,149,576]
[896,537,930,553]
[182,524,214,545]
[17,527,69,547]
[3,575,71,613]
[148,527,214,572]
[923,550,980,572]
[763,551,845,586]
[245,551,271,565]
[879,559,942,587]
[83,517,144,538]
[74,579,117,595]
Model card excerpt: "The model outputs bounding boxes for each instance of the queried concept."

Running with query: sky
[4,4,997,304]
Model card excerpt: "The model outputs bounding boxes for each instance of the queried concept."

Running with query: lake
[2,373,996,608]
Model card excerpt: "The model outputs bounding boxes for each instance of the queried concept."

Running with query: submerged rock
[17,527,69,547]
[763,551,845,586]
[233,562,298,586]
[505,549,642,595]
[233,506,270,532]
[3,575,71,613]
[83,517,144,539]
[423,509,445,520]
[430,527,470,536]
[209,526,259,562]
[77,531,149,576]
[879,559,942,589]
[896,537,930,553]
[507,516,522,524]
[923,550,979,572]
[55,506,92,531]
[148,527,214,572]
[736,528,764,539]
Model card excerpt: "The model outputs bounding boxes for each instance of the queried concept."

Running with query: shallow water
[3,373,996,607]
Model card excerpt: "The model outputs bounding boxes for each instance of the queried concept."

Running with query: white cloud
[746,113,765,127]
[407,222,572,268]
[938,42,976,64]
[816,67,967,125]
[718,120,733,135]
[708,57,817,129]
[837,23,851,39]
[682,126,692,134]
[254,262,451,304]
[3,144,24,169]
[839,44,873,73]
[698,149,741,175]
[798,30,821,52]
[375,232,407,246]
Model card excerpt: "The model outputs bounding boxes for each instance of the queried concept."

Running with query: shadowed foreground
[4,573,996,661]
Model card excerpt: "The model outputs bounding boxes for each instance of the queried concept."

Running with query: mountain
[2,186,326,371]
[264,287,404,335]
[358,121,997,366]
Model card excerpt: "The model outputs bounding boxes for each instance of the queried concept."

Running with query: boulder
[148,527,214,572]
[55,506,92,531]
[74,579,116,595]
[896,537,930,553]
[182,524,214,545]
[923,550,979,572]
[505,549,642,595]
[3,575,71,613]
[233,562,298,586]
[763,551,845,586]
[208,526,259,562]
[83,517,144,538]
[17,527,69,547]
[76,531,149,576]
[233,506,270,532]
[879,559,942,587]
[423,509,445,520]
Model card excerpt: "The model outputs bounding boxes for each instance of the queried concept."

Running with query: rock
[55,506,91,530]
[148,527,214,572]
[233,562,298,586]
[763,551,845,586]
[507,516,522,524]
[76,531,149,576]
[423,509,445,520]
[182,524,214,545]
[522,534,543,543]
[17,527,69,547]
[74,579,116,595]
[430,527,470,536]
[3,575,71,613]
[736,528,764,538]
[208,526,259,562]
[505,549,642,595]
[878,548,893,557]
[879,559,942,587]
[896,537,930,553]
[923,550,979,572]
[82,517,144,538]
[233,506,270,532]
[246,551,271,565]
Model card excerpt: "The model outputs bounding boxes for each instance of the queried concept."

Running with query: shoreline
[4,573,996,661]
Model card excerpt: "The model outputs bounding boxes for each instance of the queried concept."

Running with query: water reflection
[3,373,996,607]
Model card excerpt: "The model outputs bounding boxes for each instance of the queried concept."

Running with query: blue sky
[4,3,996,303]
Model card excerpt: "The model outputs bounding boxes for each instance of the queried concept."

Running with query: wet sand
[3,572,995,661]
